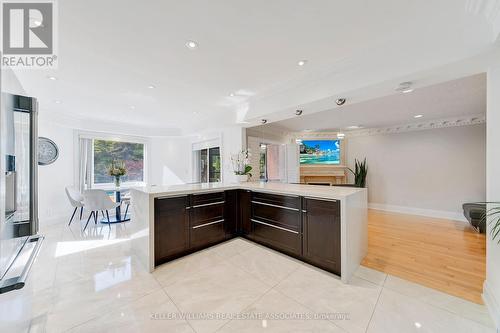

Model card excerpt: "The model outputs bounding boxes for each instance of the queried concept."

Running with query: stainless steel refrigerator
[0,93,43,295]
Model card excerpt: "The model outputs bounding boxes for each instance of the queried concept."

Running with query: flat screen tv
[299,140,340,165]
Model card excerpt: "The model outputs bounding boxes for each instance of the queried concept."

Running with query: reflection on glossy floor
[362,210,487,304]
[0,217,494,332]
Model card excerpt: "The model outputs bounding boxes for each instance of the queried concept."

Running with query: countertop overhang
[131,182,365,201]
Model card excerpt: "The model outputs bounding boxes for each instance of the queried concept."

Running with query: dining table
[100,187,131,224]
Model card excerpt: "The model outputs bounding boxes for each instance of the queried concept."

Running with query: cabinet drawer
[252,202,300,231]
[252,192,300,210]
[251,218,301,256]
[191,203,224,227]
[190,219,226,249]
[191,191,225,207]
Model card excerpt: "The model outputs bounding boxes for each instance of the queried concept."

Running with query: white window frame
[75,130,150,189]
[191,137,222,184]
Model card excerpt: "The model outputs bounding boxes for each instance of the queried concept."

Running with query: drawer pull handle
[192,201,225,208]
[251,219,299,234]
[251,201,299,211]
[192,219,225,229]
[252,191,299,199]
[304,197,338,203]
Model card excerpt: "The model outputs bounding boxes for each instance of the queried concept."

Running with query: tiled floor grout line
[160,288,198,333]
[363,282,384,333]
[213,285,276,333]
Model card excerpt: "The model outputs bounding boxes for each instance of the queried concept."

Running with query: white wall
[150,137,192,185]
[37,117,75,224]
[346,124,486,221]
[484,65,500,328]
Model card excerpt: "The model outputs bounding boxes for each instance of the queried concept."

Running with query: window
[194,147,221,183]
[93,139,145,185]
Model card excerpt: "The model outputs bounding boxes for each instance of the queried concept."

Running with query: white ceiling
[256,73,486,132]
[11,0,500,135]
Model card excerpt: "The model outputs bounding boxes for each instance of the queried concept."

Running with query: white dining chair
[121,193,131,220]
[65,186,84,226]
[83,189,120,230]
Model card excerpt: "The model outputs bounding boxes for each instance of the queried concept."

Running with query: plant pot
[236,174,248,183]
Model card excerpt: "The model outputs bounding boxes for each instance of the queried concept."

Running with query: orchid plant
[231,149,252,177]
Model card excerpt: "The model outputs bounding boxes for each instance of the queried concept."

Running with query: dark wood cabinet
[189,192,226,249]
[250,191,302,256]
[302,198,341,275]
[154,196,190,266]
[224,190,238,238]
[154,190,342,277]
[239,190,252,235]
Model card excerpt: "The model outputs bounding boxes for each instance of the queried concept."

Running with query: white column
[485,64,500,329]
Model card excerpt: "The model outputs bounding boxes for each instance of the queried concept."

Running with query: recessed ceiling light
[396,81,414,93]
[229,93,235,97]
[185,40,198,49]
[47,76,57,81]
[335,98,346,106]
[297,60,307,66]
[147,85,156,89]
[129,105,136,110]
[193,111,199,115]
[54,100,61,104]
[414,114,423,118]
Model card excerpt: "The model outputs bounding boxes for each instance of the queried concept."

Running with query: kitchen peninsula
[129,182,367,283]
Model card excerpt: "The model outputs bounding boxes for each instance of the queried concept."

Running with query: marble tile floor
[0,218,495,333]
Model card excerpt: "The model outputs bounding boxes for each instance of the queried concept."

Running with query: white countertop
[131,182,365,200]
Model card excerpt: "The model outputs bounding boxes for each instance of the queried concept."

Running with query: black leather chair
[462,203,486,233]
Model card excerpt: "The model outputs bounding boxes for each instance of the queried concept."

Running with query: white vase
[236,174,248,183]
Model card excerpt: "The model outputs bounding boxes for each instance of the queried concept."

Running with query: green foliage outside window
[94,140,144,184]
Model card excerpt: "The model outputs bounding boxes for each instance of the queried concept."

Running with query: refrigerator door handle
[0,235,44,294]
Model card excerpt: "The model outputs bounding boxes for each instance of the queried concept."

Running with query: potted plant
[108,160,127,188]
[484,203,500,243]
[347,158,368,188]
[231,149,252,182]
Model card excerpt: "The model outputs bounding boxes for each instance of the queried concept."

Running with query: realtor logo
[1,1,57,68]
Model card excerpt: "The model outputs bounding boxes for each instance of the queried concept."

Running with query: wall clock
[38,137,59,165]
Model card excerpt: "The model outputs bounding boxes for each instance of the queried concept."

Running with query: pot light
[297,60,307,66]
[414,114,423,119]
[47,76,57,81]
[185,40,198,49]
[147,84,156,89]
[54,100,61,104]
[396,81,414,93]
[229,93,235,97]
[129,105,136,110]
[335,98,346,106]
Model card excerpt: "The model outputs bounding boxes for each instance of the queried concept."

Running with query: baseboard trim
[368,203,467,222]
[483,280,500,330]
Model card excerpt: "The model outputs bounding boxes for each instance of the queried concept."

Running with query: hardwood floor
[362,209,486,304]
